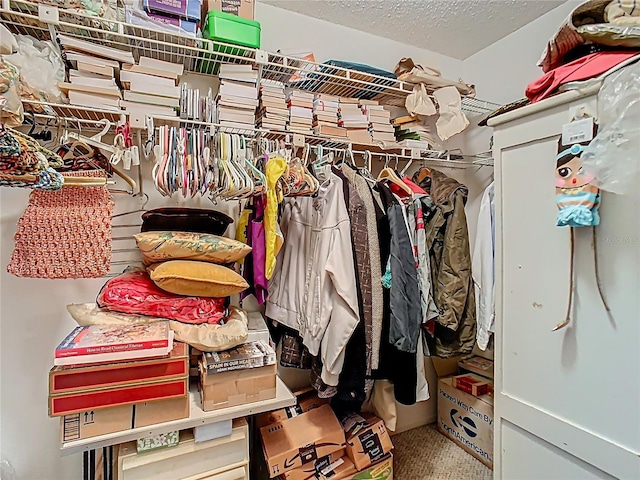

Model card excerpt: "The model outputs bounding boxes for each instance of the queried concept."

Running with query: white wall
[463,1,580,105]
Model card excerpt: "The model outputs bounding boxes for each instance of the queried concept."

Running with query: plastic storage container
[203,10,260,48]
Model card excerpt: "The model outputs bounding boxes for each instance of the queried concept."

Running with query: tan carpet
[392,424,492,479]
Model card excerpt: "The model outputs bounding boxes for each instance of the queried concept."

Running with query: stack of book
[339,97,371,144]
[217,64,259,130]
[256,79,288,131]
[361,100,395,143]
[57,34,134,111]
[200,340,277,411]
[49,322,190,442]
[312,94,346,138]
[286,90,314,134]
[120,57,183,117]
[393,114,437,146]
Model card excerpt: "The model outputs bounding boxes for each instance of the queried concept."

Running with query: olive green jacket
[414,168,477,358]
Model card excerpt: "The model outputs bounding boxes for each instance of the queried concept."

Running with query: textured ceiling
[259,0,566,59]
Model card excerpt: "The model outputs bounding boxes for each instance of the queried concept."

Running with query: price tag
[292,133,305,147]
[411,148,421,159]
[562,117,594,146]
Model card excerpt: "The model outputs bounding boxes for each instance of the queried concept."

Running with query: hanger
[377,153,413,197]
[359,150,376,184]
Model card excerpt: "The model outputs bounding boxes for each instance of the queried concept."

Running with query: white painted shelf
[59,377,295,456]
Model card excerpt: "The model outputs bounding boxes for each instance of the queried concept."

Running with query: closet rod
[354,150,494,167]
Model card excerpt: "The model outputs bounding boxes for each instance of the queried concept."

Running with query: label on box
[299,443,319,465]
[318,458,344,478]
[358,430,384,464]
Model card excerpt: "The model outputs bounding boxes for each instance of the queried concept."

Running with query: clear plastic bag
[4,35,65,103]
[0,459,17,480]
[581,61,640,194]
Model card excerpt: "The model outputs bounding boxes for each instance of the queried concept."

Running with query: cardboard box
[452,374,492,397]
[345,417,393,471]
[459,355,494,380]
[60,404,132,443]
[346,454,393,480]
[200,362,276,411]
[203,0,254,19]
[258,388,329,428]
[280,449,346,480]
[60,396,190,443]
[437,377,493,469]
[135,395,190,427]
[261,404,346,478]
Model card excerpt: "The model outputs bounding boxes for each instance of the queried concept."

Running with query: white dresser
[490,86,640,479]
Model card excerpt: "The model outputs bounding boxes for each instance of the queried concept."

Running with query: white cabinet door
[491,92,640,480]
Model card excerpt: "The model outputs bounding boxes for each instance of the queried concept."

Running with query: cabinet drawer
[117,418,249,480]
[184,464,248,480]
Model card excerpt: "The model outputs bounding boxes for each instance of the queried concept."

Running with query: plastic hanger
[377,153,413,197]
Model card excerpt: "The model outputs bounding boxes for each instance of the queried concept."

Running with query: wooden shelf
[59,377,295,456]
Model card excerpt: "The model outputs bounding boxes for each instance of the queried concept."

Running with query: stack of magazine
[202,340,276,374]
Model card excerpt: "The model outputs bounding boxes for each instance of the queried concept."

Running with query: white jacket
[266,172,360,386]
[472,181,495,351]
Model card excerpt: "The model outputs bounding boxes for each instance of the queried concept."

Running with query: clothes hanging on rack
[412,167,477,358]
[473,181,495,351]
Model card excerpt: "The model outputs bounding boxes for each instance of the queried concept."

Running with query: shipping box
[60,395,189,443]
[327,454,393,480]
[257,388,329,428]
[261,404,345,478]
[203,0,254,20]
[434,356,494,469]
[345,416,393,471]
[200,362,276,411]
[280,449,345,480]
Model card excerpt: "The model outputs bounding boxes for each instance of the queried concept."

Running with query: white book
[218,73,258,85]
[69,75,117,89]
[122,64,179,81]
[313,99,339,110]
[218,98,259,110]
[121,101,177,117]
[69,69,114,81]
[120,70,177,88]
[219,109,255,124]
[66,52,120,69]
[219,81,258,100]
[68,91,123,110]
[58,34,134,65]
[138,56,184,76]
[129,80,180,99]
[75,61,115,78]
[123,90,180,107]
[288,106,313,119]
[219,120,256,130]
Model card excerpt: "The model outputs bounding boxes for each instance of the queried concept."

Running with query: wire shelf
[1,0,500,116]
[22,100,124,125]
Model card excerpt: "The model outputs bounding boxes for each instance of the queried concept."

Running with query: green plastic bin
[203,10,261,48]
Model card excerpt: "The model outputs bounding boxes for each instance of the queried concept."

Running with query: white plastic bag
[581,61,640,194]
[4,35,65,103]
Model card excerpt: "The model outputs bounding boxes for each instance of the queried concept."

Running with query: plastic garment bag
[581,61,640,194]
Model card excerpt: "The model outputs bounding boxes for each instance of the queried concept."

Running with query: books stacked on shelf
[393,114,437,146]
[286,90,314,134]
[199,340,277,411]
[217,64,259,131]
[339,97,371,144]
[57,34,134,111]
[361,100,395,143]
[120,56,183,117]
[312,93,346,138]
[49,323,190,442]
[256,79,288,131]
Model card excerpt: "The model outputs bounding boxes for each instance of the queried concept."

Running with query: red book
[49,342,188,395]
[54,322,173,366]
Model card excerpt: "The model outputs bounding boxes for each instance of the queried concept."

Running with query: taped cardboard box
[279,449,346,480]
[200,362,276,411]
[203,0,254,19]
[261,404,345,478]
[60,395,189,442]
[437,377,493,469]
[345,416,393,471]
[258,388,329,429]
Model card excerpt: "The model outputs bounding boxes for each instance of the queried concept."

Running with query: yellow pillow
[134,231,251,265]
[148,260,249,298]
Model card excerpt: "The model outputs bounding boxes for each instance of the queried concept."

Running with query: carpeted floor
[392,424,492,479]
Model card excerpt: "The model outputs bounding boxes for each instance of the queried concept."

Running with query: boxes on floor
[203,0,254,20]
[344,416,393,471]
[257,387,329,429]
[317,454,393,480]
[60,395,189,442]
[199,362,276,411]
[433,357,494,469]
[261,404,345,478]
